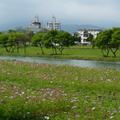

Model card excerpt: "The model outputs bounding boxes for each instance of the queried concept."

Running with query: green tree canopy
[56,31,74,54]
[111,29,120,57]
[0,33,10,52]
[43,30,59,54]
[87,33,94,42]
[18,33,30,53]
[95,28,120,57]
[87,33,94,48]
[0,32,30,53]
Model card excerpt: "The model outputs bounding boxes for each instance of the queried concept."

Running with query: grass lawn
[0,60,120,119]
[0,46,120,62]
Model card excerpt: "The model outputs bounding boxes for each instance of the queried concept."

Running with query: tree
[15,27,26,33]
[72,36,81,42]
[32,33,44,54]
[27,31,35,42]
[0,32,30,53]
[87,33,94,42]
[95,28,120,57]
[18,33,30,53]
[95,29,113,57]
[0,32,3,47]
[43,30,59,54]
[7,32,28,53]
[42,30,74,54]
[56,31,74,54]
[111,29,120,57]
[8,29,16,33]
[0,33,10,52]
[87,33,94,48]
[7,32,20,53]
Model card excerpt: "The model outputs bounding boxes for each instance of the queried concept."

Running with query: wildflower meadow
[0,59,120,120]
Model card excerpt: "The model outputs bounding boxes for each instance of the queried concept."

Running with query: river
[0,56,120,69]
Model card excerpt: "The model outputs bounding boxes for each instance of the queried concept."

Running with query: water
[0,55,120,69]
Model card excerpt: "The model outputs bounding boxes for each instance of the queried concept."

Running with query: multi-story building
[27,16,43,33]
[47,16,61,31]
[27,16,61,33]
[73,28,102,45]
[88,28,102,39]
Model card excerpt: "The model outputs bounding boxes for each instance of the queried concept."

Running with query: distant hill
[1,22,107,34]
[61,24,106,34]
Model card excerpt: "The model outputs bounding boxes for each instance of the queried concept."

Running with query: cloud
[0,0,120,30]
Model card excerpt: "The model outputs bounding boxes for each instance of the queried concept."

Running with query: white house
[88,28,102,39]
[73,28,102,45]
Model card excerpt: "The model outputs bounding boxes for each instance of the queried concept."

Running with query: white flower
[21,92,24,94]
[27,112,30,114]
[44,116,49,119]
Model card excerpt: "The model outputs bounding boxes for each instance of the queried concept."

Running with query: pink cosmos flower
[92,107,96,110]
[75,114,80,117]
[36,112,40,115]
[72,105,76,109]
[26,99,30,101]
[109,116,114,119]
[2,101,6,104]
[42,99,46,101]
[70,100,76,102]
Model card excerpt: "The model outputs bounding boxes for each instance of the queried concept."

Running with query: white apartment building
[47,16,61,31]
[27,16,43,33]
[73,28,102,45]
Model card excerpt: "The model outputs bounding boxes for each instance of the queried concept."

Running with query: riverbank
[0,60,120,119]
[0,46,120,62]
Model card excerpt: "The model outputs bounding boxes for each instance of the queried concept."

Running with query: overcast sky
[0,0,120,31]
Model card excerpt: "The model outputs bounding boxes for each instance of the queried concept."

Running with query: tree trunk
[24,45,26,53]
[101,48,109,57]
[11,45,16,53]
[106,48,110,57]
[52,46,57,54]
[17,45,19,53]
[110,48,118,57]
[38,44,44,54]
[54,47,57,54]
[4,45,10,52]
[58,46,64,54]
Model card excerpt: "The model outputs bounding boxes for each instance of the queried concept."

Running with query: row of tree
[32,30,79,54]
[0,32,30,53]
[0,30,79,54]
[0,28,120,57]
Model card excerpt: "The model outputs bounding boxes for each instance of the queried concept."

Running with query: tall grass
[0,60,120,119]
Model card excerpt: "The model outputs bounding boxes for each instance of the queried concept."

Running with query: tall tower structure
[27,16,43,33]
[52,16,56,23]
[34,16,39,22]
[47,16,61,31]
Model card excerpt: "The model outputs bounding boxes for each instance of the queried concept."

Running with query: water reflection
[0,56,120,69]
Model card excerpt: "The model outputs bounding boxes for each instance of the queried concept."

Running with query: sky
[0,0,120,31]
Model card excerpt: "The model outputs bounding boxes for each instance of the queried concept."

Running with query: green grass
[0,46,120,62]
[0,60,120,119]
